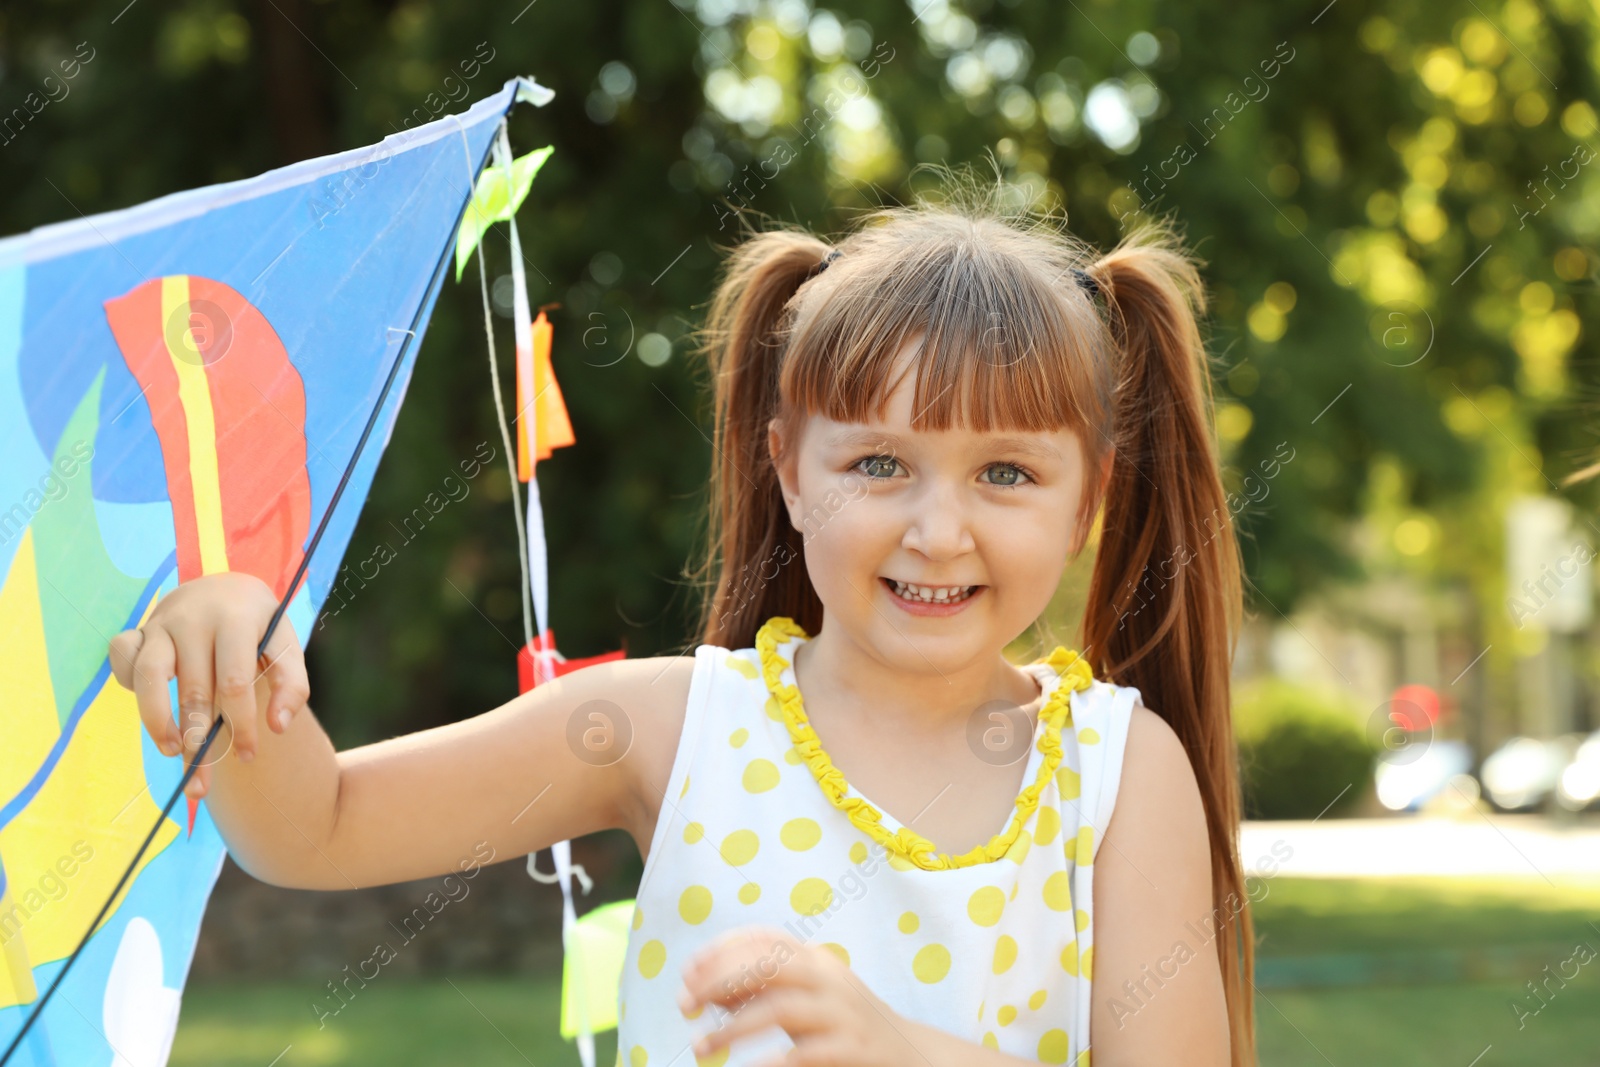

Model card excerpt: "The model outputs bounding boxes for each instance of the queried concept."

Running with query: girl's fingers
[749,1037,852,1067]
[187,759,212,800]
[259,618,309,734]
[214,613,260,762]
[131,625,181,757]
[171,630,218,761]
[690,989,825,1056]
[682,927,812,1011]
[108,628,143,691]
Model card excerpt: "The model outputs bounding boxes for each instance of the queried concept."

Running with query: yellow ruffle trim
[754,616,1095,871]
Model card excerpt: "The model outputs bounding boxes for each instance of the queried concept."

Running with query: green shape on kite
[454,145,555,283]
[34,368,147,727]
[559,897,635,1039]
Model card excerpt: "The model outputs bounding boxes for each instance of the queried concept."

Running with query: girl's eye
[856,455,901,479]
[983,463,1032,488]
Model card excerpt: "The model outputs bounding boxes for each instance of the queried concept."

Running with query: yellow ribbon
[754,616,1096,872]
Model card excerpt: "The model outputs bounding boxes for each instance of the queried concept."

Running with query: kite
[0,74,630,1066]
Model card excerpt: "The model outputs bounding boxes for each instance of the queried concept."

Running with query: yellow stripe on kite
[161,275,230,575]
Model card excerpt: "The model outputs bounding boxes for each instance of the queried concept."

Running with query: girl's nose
[901,482,976,560]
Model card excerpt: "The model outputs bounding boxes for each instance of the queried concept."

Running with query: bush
[1233,679,1376,820]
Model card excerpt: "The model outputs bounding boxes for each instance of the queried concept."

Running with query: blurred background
[6,0,1600,1062]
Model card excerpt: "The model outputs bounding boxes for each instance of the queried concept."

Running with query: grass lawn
[170,974,620,1067]
[170,877,1600,1066]
[1252,876,1600,1066]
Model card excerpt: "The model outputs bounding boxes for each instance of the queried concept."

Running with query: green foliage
[1234,679,1376,819]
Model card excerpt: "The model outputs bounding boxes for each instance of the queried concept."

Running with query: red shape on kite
[104,275,315,835]
[104,275,313,602]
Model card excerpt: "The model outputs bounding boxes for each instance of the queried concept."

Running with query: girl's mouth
[880,577,984,615]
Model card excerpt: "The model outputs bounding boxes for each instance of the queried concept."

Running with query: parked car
[1480,734,1584,812]
[1556,730,1600,811]
[1373,738,1474,812]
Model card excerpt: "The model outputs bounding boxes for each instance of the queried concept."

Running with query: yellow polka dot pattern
[719,829,758,866]
[742,758,780,793]
[1075,826,1096,866]
[913,943,952,983]
[615,625,1129,1067]
[678,885,712,924]
[637,940,665,979]
[993,935,1017,974]
[790,877,834,916]
[968,885,1006,927]
[1036,805,1061,846]
[780,817,821,851]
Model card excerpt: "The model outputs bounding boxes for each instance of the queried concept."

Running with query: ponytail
[1080,223,1256,1065]
[690,228,832,649]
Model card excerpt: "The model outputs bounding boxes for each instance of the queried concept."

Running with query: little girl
[111,180,1253,1066]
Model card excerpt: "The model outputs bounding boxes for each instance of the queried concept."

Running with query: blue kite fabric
[0,75,542,1066]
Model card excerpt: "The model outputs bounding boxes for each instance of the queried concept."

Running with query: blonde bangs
[778,211,1113,447]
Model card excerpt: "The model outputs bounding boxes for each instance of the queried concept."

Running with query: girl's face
[770,348,1097,674]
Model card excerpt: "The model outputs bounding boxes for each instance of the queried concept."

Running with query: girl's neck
[792,620,1045,742]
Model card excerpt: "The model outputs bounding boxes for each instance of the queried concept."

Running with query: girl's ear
[768,417,801,529]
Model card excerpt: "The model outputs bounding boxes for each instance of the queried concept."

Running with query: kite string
[480,123,594,1066]
[493,125,550,661]
[459,118,535,650]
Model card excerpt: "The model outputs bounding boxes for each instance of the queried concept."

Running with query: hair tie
[807,247,842,279]
[1071,267,1100,300]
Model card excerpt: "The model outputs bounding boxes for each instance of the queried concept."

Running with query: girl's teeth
[890,580,975,604]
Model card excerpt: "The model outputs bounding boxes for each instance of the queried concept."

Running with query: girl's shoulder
[571,640,754,763]
[575,641,747,812]
[1100,694,1209,860]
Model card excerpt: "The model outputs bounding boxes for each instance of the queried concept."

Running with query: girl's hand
[107,571,310,799]
[677,926,927,1067]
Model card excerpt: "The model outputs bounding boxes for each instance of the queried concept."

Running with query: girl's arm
[1089,705,1232,1065]
[109,572,692,890]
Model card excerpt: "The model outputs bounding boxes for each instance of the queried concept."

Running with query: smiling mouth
[882,577,982,605]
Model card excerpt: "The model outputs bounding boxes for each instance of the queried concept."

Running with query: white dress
[615,617,1139,1066]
